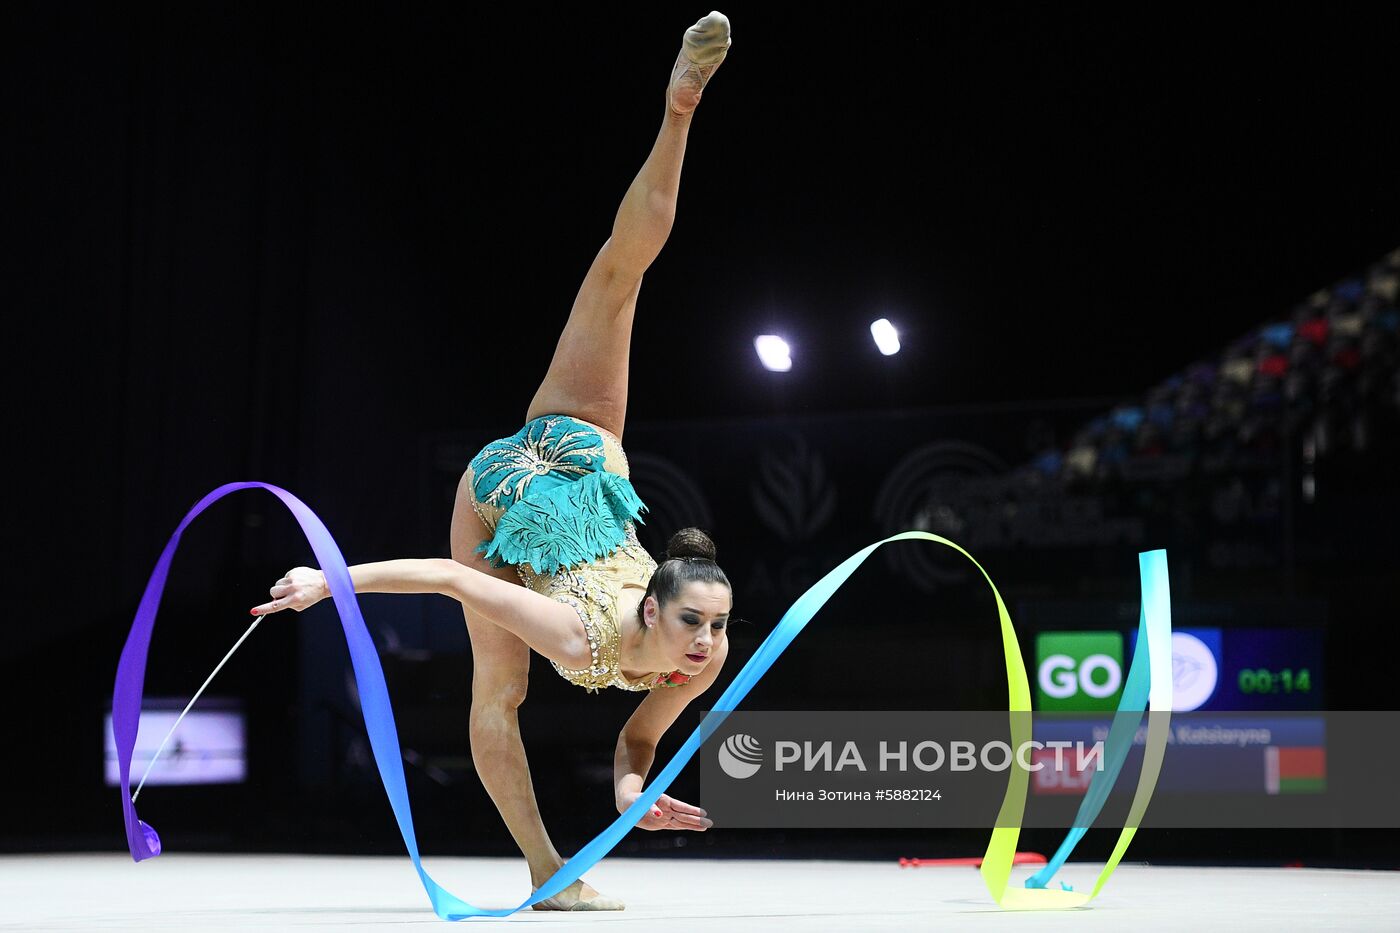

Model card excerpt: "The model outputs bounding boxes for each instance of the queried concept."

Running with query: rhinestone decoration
[470,415,606,508]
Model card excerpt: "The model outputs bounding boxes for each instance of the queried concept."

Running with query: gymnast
[249,12,734,911]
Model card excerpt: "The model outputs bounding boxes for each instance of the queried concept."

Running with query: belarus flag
[1265,746,1325,795]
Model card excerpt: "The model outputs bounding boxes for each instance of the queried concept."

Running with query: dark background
[7,2,1399,870]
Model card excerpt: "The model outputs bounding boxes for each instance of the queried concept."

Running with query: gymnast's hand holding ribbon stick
[251,566,330,616]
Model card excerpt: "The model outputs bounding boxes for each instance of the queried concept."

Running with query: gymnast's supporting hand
[617,789,713,832]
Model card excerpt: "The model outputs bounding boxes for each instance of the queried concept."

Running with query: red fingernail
[250,609,259,615]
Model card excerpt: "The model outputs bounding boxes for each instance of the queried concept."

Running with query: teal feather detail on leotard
[476,470,648,574]
[470,417,607,508]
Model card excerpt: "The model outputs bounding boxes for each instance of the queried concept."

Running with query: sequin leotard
[465,414,691,694]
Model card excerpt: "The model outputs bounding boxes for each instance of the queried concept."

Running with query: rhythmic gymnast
[250,12,734,912]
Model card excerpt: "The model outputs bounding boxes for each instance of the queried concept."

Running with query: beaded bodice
[519,524,691,694]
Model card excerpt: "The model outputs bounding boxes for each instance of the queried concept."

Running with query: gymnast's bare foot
[668,11,731,116]
[531,878,625,911]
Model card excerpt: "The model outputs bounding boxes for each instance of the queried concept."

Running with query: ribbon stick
[132,614,263,802]
[116,485,1170,919]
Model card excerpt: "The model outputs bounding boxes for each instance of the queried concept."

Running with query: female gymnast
[250,12,735,912]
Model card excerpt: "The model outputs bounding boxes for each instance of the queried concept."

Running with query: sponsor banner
[1029,624,1325,713]
[1035,631,1125,711]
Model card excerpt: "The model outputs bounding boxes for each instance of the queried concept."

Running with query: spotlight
[754,335,792,372]
[870,318,900,355]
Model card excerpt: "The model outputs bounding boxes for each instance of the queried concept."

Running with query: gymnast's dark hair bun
[638,527,732,622]
[665,527,717,562]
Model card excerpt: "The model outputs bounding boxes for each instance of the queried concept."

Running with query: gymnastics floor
[2,854,1396,930]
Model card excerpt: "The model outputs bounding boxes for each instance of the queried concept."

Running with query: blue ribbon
[1025,602,1153,888]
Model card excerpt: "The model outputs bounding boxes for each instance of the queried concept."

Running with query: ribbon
[1025,567,1167,892]
[116,484,1170,918]
[1001,549,1173,906]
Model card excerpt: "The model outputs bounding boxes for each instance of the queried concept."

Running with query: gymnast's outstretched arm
[251,562,592,670]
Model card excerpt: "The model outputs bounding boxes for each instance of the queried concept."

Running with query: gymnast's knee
[471,675,529,717]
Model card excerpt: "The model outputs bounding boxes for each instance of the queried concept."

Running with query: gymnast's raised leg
[448,12,731,911]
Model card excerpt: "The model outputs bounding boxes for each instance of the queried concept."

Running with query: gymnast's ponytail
[637,527,732,622]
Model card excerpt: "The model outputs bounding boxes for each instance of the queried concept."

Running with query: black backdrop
[7,2,1399,865]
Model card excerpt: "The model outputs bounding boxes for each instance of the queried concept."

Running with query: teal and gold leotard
[465,414,691,694]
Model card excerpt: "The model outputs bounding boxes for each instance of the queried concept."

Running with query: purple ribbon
[114,482,547,917]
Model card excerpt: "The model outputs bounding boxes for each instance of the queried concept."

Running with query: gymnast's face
[644,581,731,672]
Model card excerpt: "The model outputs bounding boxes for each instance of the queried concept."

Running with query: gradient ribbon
[999,548,1172,906]
[1024,562,1170,894]
[116,484,1170,918]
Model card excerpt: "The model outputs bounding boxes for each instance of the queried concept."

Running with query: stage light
[754,335,792,372]
[870,318,900,355]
